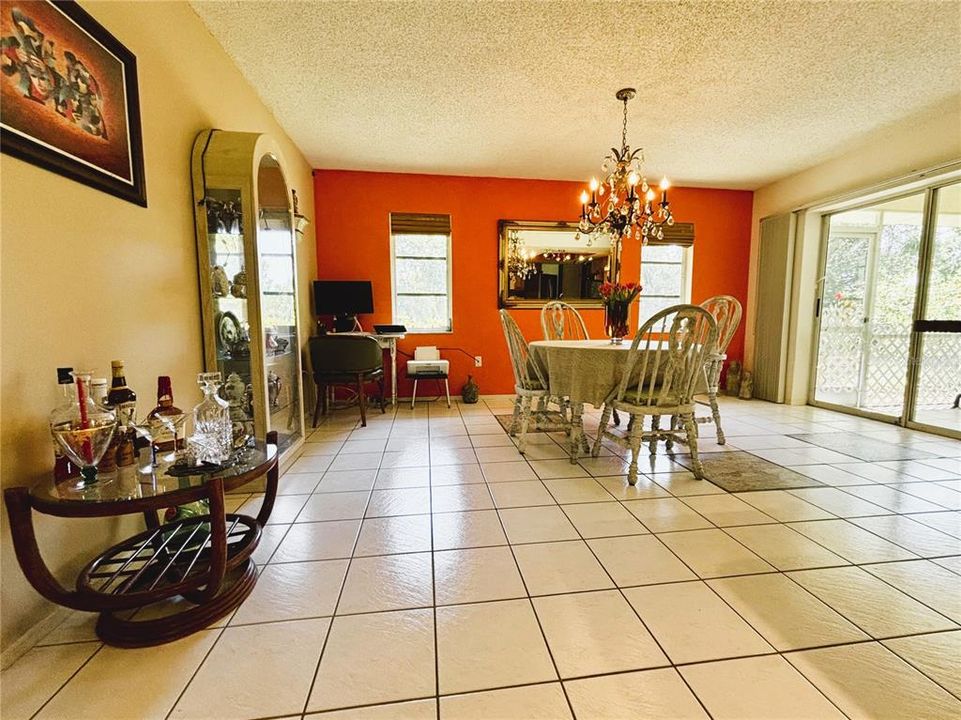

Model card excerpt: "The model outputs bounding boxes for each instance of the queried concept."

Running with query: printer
[406,346,449,376]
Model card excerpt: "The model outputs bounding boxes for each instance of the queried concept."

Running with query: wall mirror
[498,220,612,307]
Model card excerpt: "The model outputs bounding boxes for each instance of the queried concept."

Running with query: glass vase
[49,371,118,490]
[189,372,232,464]
[605,300,631,344]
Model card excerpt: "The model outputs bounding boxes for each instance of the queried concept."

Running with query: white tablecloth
[529,339,706,408]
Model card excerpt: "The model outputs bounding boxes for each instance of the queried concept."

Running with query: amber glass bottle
[147,376,184,451]
[107,360,137,466]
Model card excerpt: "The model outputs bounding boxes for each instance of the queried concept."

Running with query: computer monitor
[313,280,374,331]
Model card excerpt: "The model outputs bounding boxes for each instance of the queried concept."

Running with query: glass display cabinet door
[204,189,258,443]
[257,155,303,453]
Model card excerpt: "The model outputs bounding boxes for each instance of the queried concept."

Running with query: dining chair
[540,300,622,430]
[499,309,574,454]
[541,301,589,341]
[591,304,718,484]
[696,295,742,444]
[309,334,386,428]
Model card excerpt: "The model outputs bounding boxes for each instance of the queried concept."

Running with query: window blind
[389,213,451,235]
[647,221,694,247]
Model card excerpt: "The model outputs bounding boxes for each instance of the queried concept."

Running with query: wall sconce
[292,189,310,238]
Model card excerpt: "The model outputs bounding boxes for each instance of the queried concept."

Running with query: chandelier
[506,229,535,282]
[577,88,674,271]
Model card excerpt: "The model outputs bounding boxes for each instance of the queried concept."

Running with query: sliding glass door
[812,181,961,438]
[813,193,924,418]
[908,182,961,436]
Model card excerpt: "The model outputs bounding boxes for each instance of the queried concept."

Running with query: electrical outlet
[474,355,482,367]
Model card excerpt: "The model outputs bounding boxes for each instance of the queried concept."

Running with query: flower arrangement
[598,281,642,344]
[599,281,642,303]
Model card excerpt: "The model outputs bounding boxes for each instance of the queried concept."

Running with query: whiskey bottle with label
[147,376,185,452]
[107,360,137,467]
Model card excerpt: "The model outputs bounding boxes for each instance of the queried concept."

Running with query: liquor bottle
[107,360,137,467]
[90,377,108,407]
[52,367,79,481]
[146,376,184,451]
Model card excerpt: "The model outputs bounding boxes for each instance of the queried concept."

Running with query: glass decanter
[49,371,118,490]
[189,372,231,463]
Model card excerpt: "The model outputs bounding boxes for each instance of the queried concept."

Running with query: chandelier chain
[621,96,629,151]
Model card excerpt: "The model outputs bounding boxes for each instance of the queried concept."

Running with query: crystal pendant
[49,371,118,490]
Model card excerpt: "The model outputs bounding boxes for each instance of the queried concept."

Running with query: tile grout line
[297,411,390,718]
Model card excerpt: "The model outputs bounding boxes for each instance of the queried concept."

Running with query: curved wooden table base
[96,560,257,648]
[4,431,279,648]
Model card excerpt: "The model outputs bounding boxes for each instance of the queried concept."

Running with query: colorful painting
[0,0,145,206]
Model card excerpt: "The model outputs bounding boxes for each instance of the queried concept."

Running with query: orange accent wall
[313,170,753,396]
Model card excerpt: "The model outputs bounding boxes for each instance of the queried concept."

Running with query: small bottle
[147,376,184,451]
[52,367,79,481]
[90,377,108,407]
[107,360,137,467]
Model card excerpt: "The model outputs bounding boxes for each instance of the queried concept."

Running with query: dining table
[528,338,707,462]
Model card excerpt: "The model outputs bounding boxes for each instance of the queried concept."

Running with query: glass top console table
[4,432,280,648]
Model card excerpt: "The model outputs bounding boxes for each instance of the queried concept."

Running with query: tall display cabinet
[191,130,305,468]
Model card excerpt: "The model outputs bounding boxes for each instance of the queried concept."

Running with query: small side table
[4,432,279,648]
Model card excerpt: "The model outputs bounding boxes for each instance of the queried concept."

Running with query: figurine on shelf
[230,268,247,298]
[268,371,282,408]
[265,329,278,353]
[739,371,754,400]
[274,337,289,353]
[211,265,230,297]
[224,372,246,406]
[229,324,251,359]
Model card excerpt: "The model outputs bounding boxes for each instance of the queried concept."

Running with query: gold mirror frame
[498,219,617,308]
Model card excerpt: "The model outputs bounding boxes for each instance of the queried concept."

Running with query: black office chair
[309,335,386,427]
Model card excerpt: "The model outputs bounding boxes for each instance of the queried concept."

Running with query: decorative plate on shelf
[216,311,242,354]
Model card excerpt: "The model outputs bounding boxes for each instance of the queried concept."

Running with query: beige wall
[744,95,961,398]
[0,1,317,651]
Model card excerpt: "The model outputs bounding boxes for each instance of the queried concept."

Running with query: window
[638,244,692,322]
[390,213,452,333]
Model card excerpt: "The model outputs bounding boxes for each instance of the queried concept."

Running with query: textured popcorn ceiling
[190,0,961,188]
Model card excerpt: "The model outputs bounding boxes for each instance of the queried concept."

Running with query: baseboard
[1,605,73,670]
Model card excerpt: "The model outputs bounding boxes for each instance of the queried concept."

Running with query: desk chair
[408,346,451,408]
[309,335,385,427]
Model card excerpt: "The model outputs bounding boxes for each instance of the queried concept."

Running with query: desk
[338,332,405,406]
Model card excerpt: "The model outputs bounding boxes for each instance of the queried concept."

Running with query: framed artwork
[0,0,146,206]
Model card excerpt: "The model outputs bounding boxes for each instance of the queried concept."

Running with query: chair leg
[444,379,451,408]
[592,405,613,457]
[509,395,522,436]
[518,396,532,454]
[626,413,645,486]
[709,391,725,444]
[357,375,367,427]
[411,380,418,410]
[612,408,621,426]
[683,413,706,479]
[666,415,676,453]
[649,415,660,456]
[312,382,323,428]
[569,403,584,464]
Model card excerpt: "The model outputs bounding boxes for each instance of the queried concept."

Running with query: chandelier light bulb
[627,171,639,186]
[580,190,589,205]
[589,177,599,192]
[645,188,656,201]
[660,177,671,190]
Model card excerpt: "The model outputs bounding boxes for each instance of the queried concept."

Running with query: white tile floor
[4,396,961,719]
